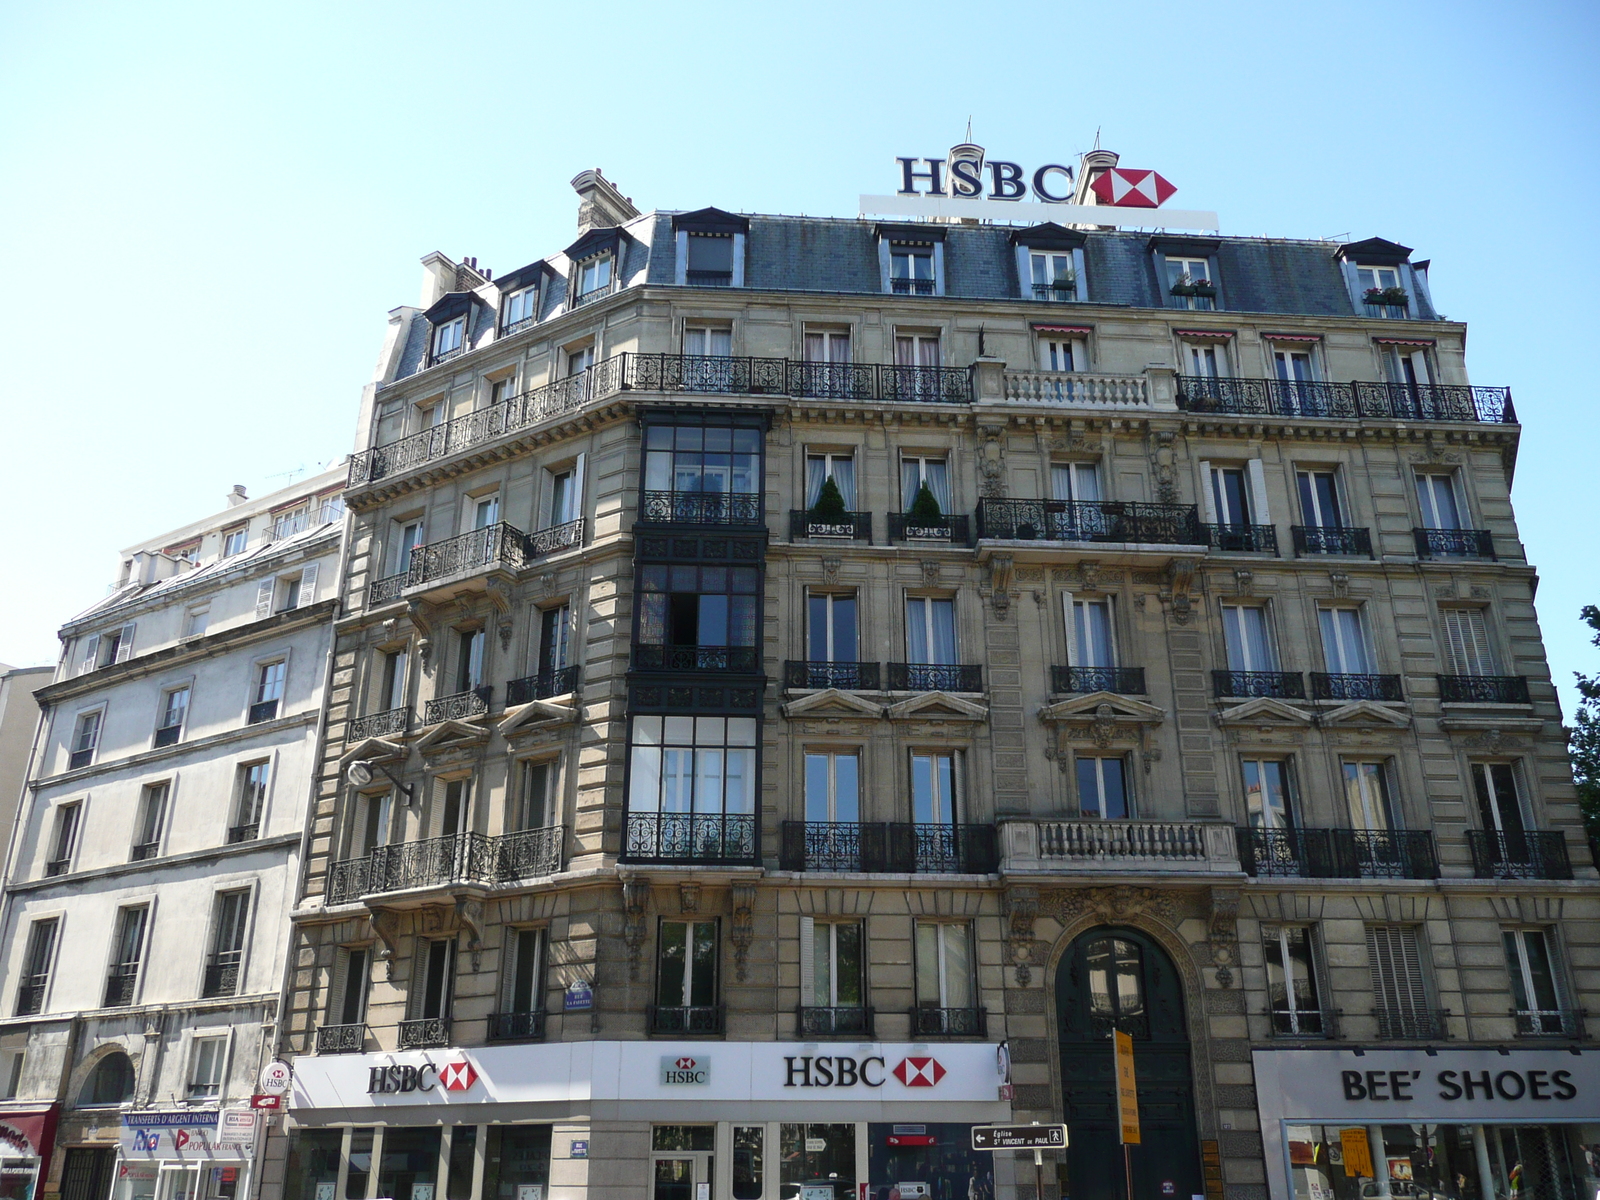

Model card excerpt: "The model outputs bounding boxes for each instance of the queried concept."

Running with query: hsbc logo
[439,1061,477,1092]
[367,1058,477,1095]
[660,1055,710,1086]
[784,1055,946,1090]
[893,1057,947,1087]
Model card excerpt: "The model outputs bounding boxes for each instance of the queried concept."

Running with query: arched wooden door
[1056,926,1202,1200]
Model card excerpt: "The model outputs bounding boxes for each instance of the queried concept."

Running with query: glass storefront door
[779,1124,855,1200]
[653,1127,714,1200]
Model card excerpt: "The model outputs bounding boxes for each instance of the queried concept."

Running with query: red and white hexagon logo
[1089,168,1177,209]
[439,1061,478,1092]
[892,1056,946,1087]
[675,1057,697,1071]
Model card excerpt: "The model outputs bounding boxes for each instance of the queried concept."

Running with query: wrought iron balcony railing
[623,813,757,864]
[796,1006,874,1037]
[887,513,971,544]
[44,858,69,877]
[1205,523,1278,554]
[315,1023,366,1054]
[488,1010,547,1042]
[1467,830,1572,880]
[885,663,982,692]
[201,955,240,998]
[787,361,875,400]
[506,666,581,704]
[1438,675,1530,705]
[495,825,565,880]
[248,699,279,724]
[69,749,93,770]
[975,497,1203,545]
[1414,527,1496,560]
[13,979,47,1017]
[648,1005,724,1036]
[779,821,997,874]
[424,686,491,725]
[780,820,884,872]
[911,1006,988,1037]
[1512,1008,1585,1039]
[628,353,789,396]
[789,510,872,542]
[226,823,259,844]
[1268,1008,1339,1039]
[326,826,565,902]
[103,970,139,1007]
[1051,665,1147,695]
[1176,375,1515,424]
[153,725,182,749]
[1213,670,1306,700]
[1031,282,1078,301]
[890,277,936,296]
[1292,525,1373,557]
[527,516,585,558]
[368,573,405,607]
[427,344,465,369]
[633,645,760,673]
[1310,673,1403,702]
[783,661,881,691]
[1374,1008,1450,1041]
[397,1017,451,1049]
[500,315,537,337]
[571,282,614,308]
[407,522,531,588]
[639,490,764,526]
[888,822,998,874]
[1236,827,1439,880]
[880,365,972,403]
[349,706,409,740]
[130,842,160,862]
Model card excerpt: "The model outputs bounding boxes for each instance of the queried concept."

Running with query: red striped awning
[1263,332,1322,342]
[1374,336,1436,346]
[1174,328,1235,340]
[1032,324,1093,335]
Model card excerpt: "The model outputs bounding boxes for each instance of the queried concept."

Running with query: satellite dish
[347,761,374,787]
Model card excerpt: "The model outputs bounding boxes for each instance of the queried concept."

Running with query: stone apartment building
[266,158,1597,1200]
[0,470,345,1200]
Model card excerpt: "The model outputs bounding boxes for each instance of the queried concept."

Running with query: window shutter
[1409,350,1432,386]
[569,453,587,525]
[298,564,319,607]
[1060,592,1077,667]
[407,941,428,1019]
[1197,462,1217,523]
[255,580,275,620]
[1366,925,1428,1018]
[1246,460,1271,525]
[328,951,350,1023]
[537,472,554,530]
[114,623,137,663]
[79,635,100,675]
[799,916,815,1006]
[1443,609,1495,676]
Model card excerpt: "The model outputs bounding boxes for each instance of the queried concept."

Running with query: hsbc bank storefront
[282,1041,1013,1200]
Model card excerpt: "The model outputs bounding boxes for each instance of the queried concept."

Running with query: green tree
[1571,605,1600,837]
[906,480,943,523]
[809,475,848,522]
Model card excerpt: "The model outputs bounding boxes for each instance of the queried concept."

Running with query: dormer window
[672,209,749,288]
[685,234,734,286]
[1166,257,1216,310]
[891,246,934,295]
[1011,223,1087,304]
[502,286,537,333]
[1358,265,1409,316]
[432,316,465,364]
[575,256,613,304]
[1337,239,1426,319]
[1030,252,1077,301]
[878,225,945,297]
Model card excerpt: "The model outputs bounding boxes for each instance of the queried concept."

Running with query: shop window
[282,1129,342,1200]
[378,1129,442,1200]
[732,1126,764,1200]
[483,1126,552,1200]
[1263,925,1325,1036]
[780,1124,857,1198]
[345,1130,372,1200]
[446,1126,476,1200]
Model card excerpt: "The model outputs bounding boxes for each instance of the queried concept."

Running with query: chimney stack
[226,485,248,508]
[1074,148,1120,206]
[571,169,640,234]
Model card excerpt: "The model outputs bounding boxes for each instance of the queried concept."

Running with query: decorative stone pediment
[1039,691,1165,726]
[1320,700,1411,728]
[1215,697,1313,726]
[414,719,490,754]
[781,688,886,720]
[884,691,989,722]
[339,736,406,768]
[1039,695,1165,759]
[498,697,580,739]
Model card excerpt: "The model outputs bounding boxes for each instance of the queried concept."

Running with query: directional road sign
[970,1125,1068,1151]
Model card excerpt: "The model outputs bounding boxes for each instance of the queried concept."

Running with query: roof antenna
[1092,126,1102,151]
[965,115,973,142]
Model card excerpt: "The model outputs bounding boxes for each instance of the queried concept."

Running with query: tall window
[905,597,956,664]
[501,928,545,1016]
[502,286,537,330]
[537,606,570,676]
[1221,605,1276,672]
[233,762,269,841]
[911,752,958,824]
[204,891,250,998]
[1384,344,1432,385]
[395,520,424,575]
[900,456,950,512]
[1242,760,1295,829]
[14,919,58,1016]
[1076,757,1128,820]
[156,687,189,746]
[1166,256,1214,308]
[889,246,934,294]
[1183,341,1223,377]
[1208,465,1253,526]
[469,494,500,530]
[1038,335,1083,375]
[1272,346,1315,386]
[565,344,595,376]
[1051,462,1100,502]
[1068,598,1116,668]
[1358,265,1402,294]
[915,923,974,1014]
[186,1038,227,1099]
[1031,252,1076,299]
[1366,924,1430,1033]
[643,424,761,497]
[132,783,168,860]
[800,919,863,1011]
[516,760,555,830]
[1504,930,1563,1033]
[1297,470,1343,528]
[438,778,471,837]
[183,606,210,639]
[332,947,370,1027]
[1343,761,1394,830]
[355,792,393,857]
[46,803,81,875]
[251,660,286,722]
[805,452,856,510]
[106,905,150,1006]
[683,325,732,357]
[628,717,756,817]
[894,333,940,367]
[410,938,456,1022]
[221,526,248,557]
[807,593,857,663]
[1264,926,1324,1035]
[657,921,717,1013]
[1319,607,1372,674]
[804,330,851,364]
[455,629,485,693]
[804,752,859,823]
[1441,608,1497,676]
[576,255,612,298]
[1415,474,1462,530]
[380,649,408,711]
[433,316,465,359]
[69,711,101,770]
[1472,762,1527,836]
[637,565,759,668]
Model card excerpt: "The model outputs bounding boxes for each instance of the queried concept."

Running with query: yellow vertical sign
[1340,1129,1374,1179]
[1114,1029,1141,1145]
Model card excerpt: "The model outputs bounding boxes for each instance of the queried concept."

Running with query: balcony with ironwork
[1310,673,1403,702]
[496,825,564,880]
[130,842,160,862]
[638,490,764,527]
[779,821,996,874]
[571,281,615,308]
[1236,827,1439,880]
[424,686,491,725]
[69,749,93,771]
[1512,1009,1585,1039]
[648,1005,724,1036]
[1467,830,1572,880]
[629,353,789,396]
[784,661,881,691]
[1414,528,1496,560]
[885,663,982,692]
[887,513,971,545]
[1051,666,1147,695]
[367,573,405,608]
[315,1023,366,1054]
[786,361,876,401]
[103,970,139,1007]
[976,498,1203,547]
[1373,1008,1451,1041]
[226,823,259,844]
[789,510,872,543]
[487,1011,547,1042]
[401,523,533,602]
[781,821,884,872]
[1031,281,1078,302]
[623,813,757,864]
[891,822,997,874]
[397,1017,451,1049]
[1438,675,1530,705]
[796,1006,874,1038]
[44,858,69,877]
[201,954,240,999]
[506,667,580,704]
[326,826,565,904]
[248,699,279,724]
[910,1006,988,1038]
[13,979,47,1017]
[1292,526,1373,558]
[633,646,760,673]
[350,706,409,740]
[526,516,585,558]
[1002,819,1240,875]
[1176,375,1515,424]
[881,365,972,403]
[1205,524,1278,555]
[427,344,465,369]
[890,277,936,296]
[1213,670,1306,700]
[153,724,182,749]
[1267,1008,1340,1039]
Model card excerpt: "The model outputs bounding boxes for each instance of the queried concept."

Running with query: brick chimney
[226,485,248,507]
[571,169,640,233]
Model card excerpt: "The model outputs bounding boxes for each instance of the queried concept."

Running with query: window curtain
[1319,608,1371,674]
[1224,606,1274,672]
[1074,600,1115,668]
[901,460,950,511]
[908,597,957,664]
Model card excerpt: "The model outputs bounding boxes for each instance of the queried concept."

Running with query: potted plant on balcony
[1170,274,1216,299]
[1364,286,1409,307]
[905,481,946,537]
[807,475,852,537]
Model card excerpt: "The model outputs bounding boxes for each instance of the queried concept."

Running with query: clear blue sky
[2,0,1596,710]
